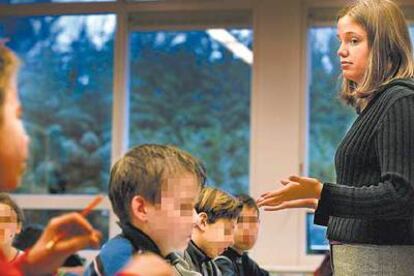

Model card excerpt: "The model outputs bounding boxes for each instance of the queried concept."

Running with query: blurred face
[233,206,260,251]
[337,15,370,85]
[0,74,30,191]
[0,203,21,247]
[201,218,236,258]
[148,173,200,254]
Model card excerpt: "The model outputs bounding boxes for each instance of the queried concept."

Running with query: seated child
[85,144,206,275]
[13,224,43,251]
[184,186,242,275]
[0,193,24,262]
[214,194,269,276]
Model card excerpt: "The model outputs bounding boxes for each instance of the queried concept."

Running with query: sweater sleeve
[315,94,414,225]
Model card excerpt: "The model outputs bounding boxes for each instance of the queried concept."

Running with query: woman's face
[0,203,21,247]
[0,74,30,191]
[337,15,370,85]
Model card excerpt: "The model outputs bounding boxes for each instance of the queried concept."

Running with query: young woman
[0,44,101,275]
[257,0,414,274]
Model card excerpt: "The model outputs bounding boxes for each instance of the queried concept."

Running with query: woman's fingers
[259,178,294,198]
[288,175,301,182]
[259,191,270,198]
[258,176,320,207]
[280,179,291,185]
[257,196,282,207]
[263,199,318,212]
[289,175,317,184]
[263,202,291,211]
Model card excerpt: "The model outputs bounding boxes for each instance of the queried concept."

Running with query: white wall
[249,0,322,271]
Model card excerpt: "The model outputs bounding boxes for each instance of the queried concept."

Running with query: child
[0,44,101,276]
[85,144,206,275]
[215,194,269,276]
[0,193,24,262]
[184,186,242,275]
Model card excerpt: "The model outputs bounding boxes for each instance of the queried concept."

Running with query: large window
[0,15,115,194]
[129,29,252,194]
[0,2,253,249]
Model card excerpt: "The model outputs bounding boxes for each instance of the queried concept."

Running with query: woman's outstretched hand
[256,176,323,211]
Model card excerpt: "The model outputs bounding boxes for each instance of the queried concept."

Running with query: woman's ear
[131,195,149,223]
[195,212,208,231]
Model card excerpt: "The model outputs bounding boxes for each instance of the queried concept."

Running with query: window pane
[306,213,328,253]
[0,15,115,194]
[129,29,252,194]
[20,209,109,247]
[307,27,356,183]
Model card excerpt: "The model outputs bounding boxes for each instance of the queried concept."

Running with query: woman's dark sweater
[314,78,414,245]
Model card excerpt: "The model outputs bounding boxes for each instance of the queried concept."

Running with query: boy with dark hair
[215,194,269,276]
[85,144,206,275]
[184,186,242,276]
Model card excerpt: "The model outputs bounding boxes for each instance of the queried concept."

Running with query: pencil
[80,195,105,217]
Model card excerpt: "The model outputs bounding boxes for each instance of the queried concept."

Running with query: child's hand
[119,252,174,276]
[22,212,101,275]
[256,176,322,211]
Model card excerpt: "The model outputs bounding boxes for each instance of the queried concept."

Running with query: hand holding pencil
[20,195,103,275]
[45,195,104,250]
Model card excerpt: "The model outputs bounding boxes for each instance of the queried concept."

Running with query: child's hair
[13,224,43,250]
[109,144,207,224]
[0,45,20,125]
[337,0,414,109]
[0,193,24,225]
[236,194,259,217]
[194,186,242,224]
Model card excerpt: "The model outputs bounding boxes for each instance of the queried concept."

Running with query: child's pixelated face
[0,203,21,246]
[149,172,200,252]
[233,206,259,251]
[202,218,236,257]
[0,75,30,191]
